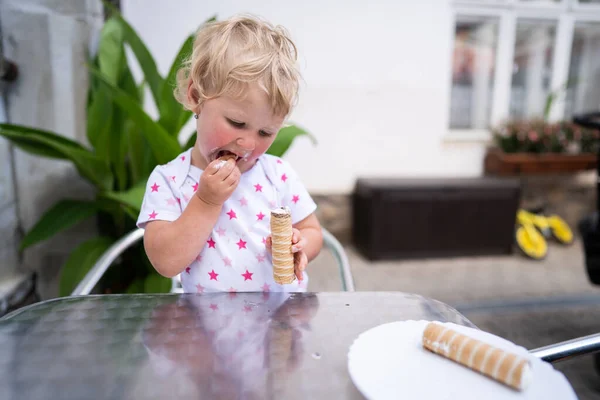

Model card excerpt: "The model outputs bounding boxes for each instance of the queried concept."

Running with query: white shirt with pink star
[137,148,317,294]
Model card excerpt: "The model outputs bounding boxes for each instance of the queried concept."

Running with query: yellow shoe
[546,215,574,245]
[518,209,551,238]
[515,221,548,260]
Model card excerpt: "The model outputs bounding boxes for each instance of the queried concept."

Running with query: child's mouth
[216,150,241,162]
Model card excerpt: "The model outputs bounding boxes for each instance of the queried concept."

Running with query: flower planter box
[484,148,597,176]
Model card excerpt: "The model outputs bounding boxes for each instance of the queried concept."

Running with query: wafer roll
[214,153,237,170]
[219,153,237,162]
[422,322,532,391]
[270,207,295,284]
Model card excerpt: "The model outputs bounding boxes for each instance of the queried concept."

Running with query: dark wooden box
[352,177,522,261]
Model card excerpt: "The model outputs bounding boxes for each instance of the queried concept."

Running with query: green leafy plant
[0,10,315,296]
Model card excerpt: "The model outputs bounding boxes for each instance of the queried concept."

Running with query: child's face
[192,83,285,173]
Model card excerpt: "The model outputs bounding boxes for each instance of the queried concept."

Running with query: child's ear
[187,80,201,113]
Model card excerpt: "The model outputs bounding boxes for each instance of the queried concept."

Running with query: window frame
[446,0,600,141]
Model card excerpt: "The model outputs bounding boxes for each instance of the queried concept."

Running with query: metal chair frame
[70,228,600,365]
[71,227,355,297]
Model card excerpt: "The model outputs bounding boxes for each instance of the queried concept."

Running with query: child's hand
[196,159,241,206]
[265,228,308,281]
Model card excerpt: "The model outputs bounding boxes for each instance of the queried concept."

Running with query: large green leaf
[126,121,146,184]
[98,17,126,86]
[111,14,164,113]
[157,33,194,135]
[0,124,113,189]
[59,237,114,297]
[20,200,99,251]
[87,84,114,152]
[144,272,172,293]
[183,131,196,150]
[100,180,147,214]
[8,137,69,159]
[126,278,145,294]
[266,124,317,157]
[1,123,88,150]
[158,17,215,136]
[89,67,182,164]
[87,16,126,150]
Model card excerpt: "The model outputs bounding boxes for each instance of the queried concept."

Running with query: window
[449,0,600,134]
[564,22,600,117]
[509,20,556,120]
[450,17,499,129]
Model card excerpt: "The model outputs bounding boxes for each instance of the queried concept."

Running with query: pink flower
[528,130,539,142]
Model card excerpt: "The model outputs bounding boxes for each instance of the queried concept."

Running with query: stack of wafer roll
[270,207,295,284]
[422,322,532,391]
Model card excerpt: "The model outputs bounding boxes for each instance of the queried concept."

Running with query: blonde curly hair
[174,14,300,118]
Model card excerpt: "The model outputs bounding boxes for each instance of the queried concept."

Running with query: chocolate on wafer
[422,322,532,391]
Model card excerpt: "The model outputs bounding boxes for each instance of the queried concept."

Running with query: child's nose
[236,136,255,152]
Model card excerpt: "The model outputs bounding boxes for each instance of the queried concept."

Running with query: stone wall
[1,0,103,299]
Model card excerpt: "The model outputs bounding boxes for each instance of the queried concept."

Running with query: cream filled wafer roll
[270,207,295,284]
[422,322,532,391]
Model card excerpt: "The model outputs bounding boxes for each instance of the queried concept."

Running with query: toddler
[136,14,322,293]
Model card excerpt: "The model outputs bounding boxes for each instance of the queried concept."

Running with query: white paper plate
[347,320,578,400]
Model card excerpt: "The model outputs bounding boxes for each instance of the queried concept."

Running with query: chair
[70,228,600,366]
[71,227,355,296]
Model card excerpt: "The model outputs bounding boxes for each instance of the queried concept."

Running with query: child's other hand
[196,158,241,206]
[265,228,308,281]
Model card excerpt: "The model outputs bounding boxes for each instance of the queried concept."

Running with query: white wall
[123,0,486,193]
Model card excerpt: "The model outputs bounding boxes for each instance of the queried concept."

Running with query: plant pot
[484,148,597,176]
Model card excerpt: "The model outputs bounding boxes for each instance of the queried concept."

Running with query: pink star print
[256,212,265,221]
[166,198,177,206]
[216,227,227,237]
[207,237,216,248]
[208,270,219,281]
[196,254,202,262]
[227,209,237,220]
[243,305,253,313]
[254,183,263,192]
[277,159,283,164]
[281,173,288,182]
[192,182,198,192]
[149,210,158,219]
[256,253,266,263]
[223,257,232,267]
[239,197,248,207]
[185,267,191,274]
[151,183,159,192]
[237,239,247,250]
[262,237,267,245]
[181,155,186,161]
[262,283,271,292]
[209,303,218,311]
[196,283,205,293]
[228,287,237,294]
[171,176,176,182]
[242,269,253,281]
[292,195,300,204]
